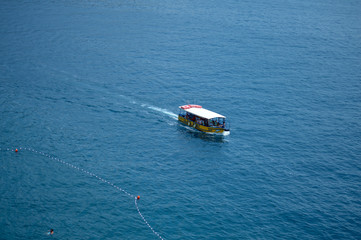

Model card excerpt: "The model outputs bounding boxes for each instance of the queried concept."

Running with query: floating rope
[1,147,165,240]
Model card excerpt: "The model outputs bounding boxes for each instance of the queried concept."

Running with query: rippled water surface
[1,0,361,239]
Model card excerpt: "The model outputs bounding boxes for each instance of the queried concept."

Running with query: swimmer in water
[47,229,54,235]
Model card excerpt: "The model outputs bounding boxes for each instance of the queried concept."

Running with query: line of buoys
[1,147,165,240]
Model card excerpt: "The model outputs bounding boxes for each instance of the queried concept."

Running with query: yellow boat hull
[178,116,227,134]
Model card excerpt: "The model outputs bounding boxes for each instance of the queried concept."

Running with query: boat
[178,104,230,134]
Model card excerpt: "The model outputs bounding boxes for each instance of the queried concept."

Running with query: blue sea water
[1,0,361,239]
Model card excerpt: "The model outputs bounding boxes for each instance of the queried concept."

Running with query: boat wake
[144,105,178,120]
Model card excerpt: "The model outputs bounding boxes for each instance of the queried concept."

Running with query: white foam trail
[146,106,178,120]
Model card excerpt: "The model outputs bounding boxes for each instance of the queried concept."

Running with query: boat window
[186,113,196,121]
[207,118,226,128]
[179,109,186,117]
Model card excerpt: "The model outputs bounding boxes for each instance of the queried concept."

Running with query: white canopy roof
[179,105,226,119]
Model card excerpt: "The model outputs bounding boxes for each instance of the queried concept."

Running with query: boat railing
[179,112,230,130]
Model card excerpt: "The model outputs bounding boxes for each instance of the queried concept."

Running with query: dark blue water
[1,0,361,239]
